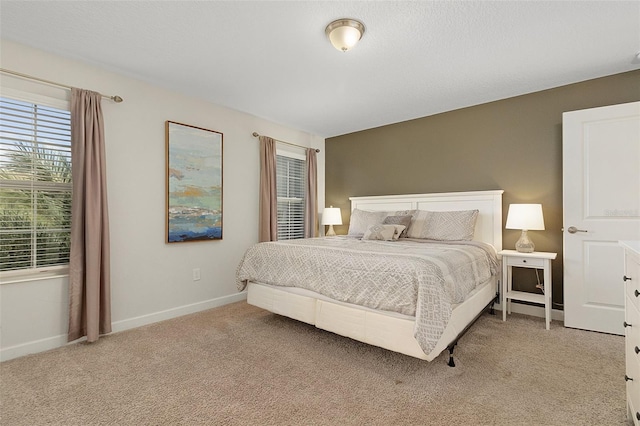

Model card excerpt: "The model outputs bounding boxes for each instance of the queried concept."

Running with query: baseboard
[0,334,78,363]
[494,300,565,322]
[0,292,248,362]
[110,292,247,333]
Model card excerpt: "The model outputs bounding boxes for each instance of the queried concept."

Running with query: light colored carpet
[0,301,631,425]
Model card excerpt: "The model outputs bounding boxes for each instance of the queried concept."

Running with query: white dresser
[622,241,640,425]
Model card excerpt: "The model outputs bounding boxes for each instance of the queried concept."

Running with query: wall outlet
[192,268,201,281]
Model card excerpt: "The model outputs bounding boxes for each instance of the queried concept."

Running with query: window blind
[276,153,306,240]
[0,97,72,272]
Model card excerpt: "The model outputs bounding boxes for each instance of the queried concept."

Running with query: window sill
[0,267,70,285]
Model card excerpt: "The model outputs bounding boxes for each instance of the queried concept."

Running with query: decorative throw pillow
[390,225,406,240]
[406,209,479,241]
[362,224,401,241]
[382,215,413,238]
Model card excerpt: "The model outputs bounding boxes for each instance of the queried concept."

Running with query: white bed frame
[246,190,504,363]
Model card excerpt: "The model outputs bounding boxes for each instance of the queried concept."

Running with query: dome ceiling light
[325,19,365,52]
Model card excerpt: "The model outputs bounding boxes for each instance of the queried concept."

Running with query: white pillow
[347,209,388,237]
[363,224,402,241]
[406,210,479,241]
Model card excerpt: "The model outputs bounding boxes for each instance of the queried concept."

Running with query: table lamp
[505,204,545,253]
[321,206,342,236]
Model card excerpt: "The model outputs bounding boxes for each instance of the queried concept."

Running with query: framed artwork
[166,121,223,243]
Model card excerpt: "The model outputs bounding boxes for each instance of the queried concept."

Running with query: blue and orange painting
[167,122,222,242]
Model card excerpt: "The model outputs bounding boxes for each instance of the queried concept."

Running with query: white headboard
[349,190,504,250]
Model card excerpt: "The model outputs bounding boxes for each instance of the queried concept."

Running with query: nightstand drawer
[505,256,545,268]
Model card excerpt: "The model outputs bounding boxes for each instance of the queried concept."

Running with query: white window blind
[0,97,72,273]
[276,152,306,240]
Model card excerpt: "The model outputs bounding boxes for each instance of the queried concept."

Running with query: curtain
[68,88,112,343]
[259,136,277,242]
[304,148,318,238]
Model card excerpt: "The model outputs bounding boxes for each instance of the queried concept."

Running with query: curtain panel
[68,88,112,343]
[304,148,318,238]
[258,136,277,242]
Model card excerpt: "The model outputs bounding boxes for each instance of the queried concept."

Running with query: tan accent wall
[325,70,640,308]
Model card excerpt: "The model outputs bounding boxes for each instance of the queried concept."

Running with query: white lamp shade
[505,204,545,230]
[321,207,343,225]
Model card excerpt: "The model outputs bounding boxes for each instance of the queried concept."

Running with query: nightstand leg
[544,262,552,330]
[507,265,512,315]
[502,262,508,322]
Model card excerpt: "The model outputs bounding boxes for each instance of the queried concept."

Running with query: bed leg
[490,292,499,315]
[447,343,456,367]
[444,294,497,367]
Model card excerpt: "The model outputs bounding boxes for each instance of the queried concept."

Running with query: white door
[563,101,640,335]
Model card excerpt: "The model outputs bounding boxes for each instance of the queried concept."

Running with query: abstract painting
[166,121,223,243]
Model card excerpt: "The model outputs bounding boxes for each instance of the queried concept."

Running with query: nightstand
[498,250,558,330]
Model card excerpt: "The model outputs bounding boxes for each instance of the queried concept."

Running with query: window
[276,150,306,240]
[0,96,72,274]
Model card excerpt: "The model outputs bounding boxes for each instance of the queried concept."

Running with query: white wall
[0,40,325,361]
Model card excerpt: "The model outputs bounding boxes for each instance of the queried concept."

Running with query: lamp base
[326,224,336,237]
[515,229,535,253]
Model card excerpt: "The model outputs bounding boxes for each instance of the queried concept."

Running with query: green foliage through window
[0,97,72,272]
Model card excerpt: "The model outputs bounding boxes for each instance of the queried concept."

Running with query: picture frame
[166,121,223,243]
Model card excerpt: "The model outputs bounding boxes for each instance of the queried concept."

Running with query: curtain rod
[252,132,320,153]
[0,68,124,103]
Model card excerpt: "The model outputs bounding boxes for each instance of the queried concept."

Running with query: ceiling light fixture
[325,18,365,52]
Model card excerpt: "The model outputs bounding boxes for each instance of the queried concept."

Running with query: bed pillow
[362,224,403,241]
[406,209,479,241]
[347,209,388,236]
[382,215,413,238]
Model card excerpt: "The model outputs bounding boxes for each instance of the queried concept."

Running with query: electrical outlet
[192,268,201,281]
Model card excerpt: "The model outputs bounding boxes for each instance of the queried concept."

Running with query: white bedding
[236,236,498,355]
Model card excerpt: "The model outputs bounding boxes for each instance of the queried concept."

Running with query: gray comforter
[236,237,498,355]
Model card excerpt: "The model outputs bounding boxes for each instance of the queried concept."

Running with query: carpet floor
[0,301,631,425]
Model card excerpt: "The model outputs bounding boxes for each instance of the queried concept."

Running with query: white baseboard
[111,292,247,333]
[0,334,79,363]
[0,292,247,362]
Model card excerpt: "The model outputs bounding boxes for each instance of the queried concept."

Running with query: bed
[236,190,503,364]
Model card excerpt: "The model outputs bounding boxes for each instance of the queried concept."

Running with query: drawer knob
[624,275,633,281]
[625,375,634,381]
[637,412,640,421]
[636,346,640,354]
[635,290,640,298]
[625,321,633,328]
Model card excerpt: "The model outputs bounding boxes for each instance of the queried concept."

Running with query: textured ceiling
[1,1,639,137]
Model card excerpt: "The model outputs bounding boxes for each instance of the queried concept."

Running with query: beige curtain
[304,148,318,238]
[259,136,277,242]
[68,88,112,343]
